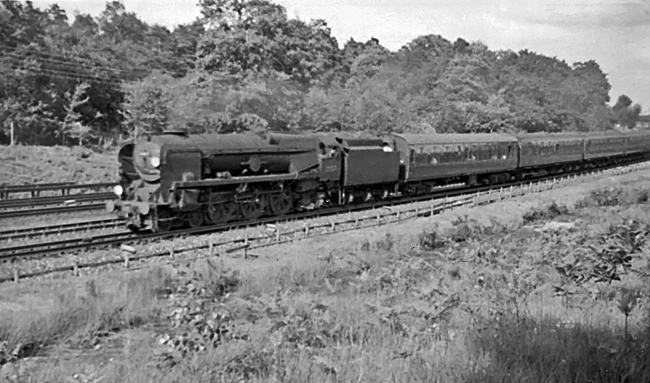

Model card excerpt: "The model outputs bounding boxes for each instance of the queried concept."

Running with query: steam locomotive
[107,129,650,232]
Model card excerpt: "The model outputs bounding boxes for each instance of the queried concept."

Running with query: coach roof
[387,133,518,145]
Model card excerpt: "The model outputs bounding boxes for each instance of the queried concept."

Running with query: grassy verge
[3,183,650,382]
[0,267,171,376]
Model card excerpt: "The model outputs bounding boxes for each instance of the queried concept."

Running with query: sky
[30,0,650,113]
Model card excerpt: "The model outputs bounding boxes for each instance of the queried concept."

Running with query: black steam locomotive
[107,129,650,232]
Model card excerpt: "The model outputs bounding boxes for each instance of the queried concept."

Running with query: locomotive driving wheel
[186,210,204,228]
[155,209,174,233]
[206,202,238,224]
[267,190,293,216]
[238,196,264,220]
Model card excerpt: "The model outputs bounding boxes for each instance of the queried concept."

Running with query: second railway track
[0,217,123,240]
[0,192,115,210]
[0,182,117,218]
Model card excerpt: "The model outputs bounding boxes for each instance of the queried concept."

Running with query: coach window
[410,149,415,164]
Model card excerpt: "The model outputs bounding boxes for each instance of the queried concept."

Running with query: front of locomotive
[107,136,163,231]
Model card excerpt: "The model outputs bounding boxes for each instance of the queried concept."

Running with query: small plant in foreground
[617,287,641,340]
[522,201,570,224]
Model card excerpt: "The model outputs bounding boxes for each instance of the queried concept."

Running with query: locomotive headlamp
[113,185,124,197]
[150,156,161,168]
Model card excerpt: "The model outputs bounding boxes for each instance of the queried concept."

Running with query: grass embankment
[0,145,118,186]
[2,183,650,382]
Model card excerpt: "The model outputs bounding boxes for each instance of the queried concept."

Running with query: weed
[522,201,570,224]
[419,227,446,251]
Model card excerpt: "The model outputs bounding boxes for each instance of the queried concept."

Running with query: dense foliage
[0,0,644,146]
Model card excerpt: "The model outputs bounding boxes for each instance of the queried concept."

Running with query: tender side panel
[343,148,401,187]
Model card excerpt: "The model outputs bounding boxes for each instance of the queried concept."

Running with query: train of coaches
[108,129,650,232]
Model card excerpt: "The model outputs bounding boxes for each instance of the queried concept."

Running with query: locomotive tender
[108,129,650,232]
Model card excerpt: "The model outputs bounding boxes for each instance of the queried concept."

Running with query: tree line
[0,0,645,147]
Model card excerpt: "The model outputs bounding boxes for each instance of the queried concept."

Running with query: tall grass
[0,267,171,364]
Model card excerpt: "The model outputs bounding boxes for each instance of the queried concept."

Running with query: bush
[522,201,570,224]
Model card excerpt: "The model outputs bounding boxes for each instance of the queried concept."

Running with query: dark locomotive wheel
[267,191,293,216]
[186,210,204,228]
[206,203,238,224]
[156,209,174,232]
[239,197,264,220]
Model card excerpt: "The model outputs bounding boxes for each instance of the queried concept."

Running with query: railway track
[0,182,117,218]
[0,218,122,241]
[0,181,116,199]
[2,160,645,263]
[0,192,115,210]
[0,202,108,219]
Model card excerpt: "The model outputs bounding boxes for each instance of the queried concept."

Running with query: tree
[62,82,92,146]
[613,94,642,129]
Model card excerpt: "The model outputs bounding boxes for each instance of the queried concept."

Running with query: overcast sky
[31,0,650,113]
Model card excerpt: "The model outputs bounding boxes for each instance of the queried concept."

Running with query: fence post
[415,206,419,216]
[276,228,281,242]
[121,244,135,268]
[13,268,19,284]
[209,237,214,256]
[474,191,479,206]
[305,225,310,236]
[73,259,79,277]
[499,187,503,200]
[244,233,249,259]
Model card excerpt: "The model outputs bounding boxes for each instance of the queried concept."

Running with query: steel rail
[0,218,122,240]
[0,202,106,219]
[0,231,140,261]
[0,182,117,199]
[1,159,643,262]
[0,192,115,210]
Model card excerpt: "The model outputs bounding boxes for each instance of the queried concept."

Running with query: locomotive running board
[170,171,314,191]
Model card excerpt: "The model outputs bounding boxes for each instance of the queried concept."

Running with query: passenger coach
[384,133,518,192]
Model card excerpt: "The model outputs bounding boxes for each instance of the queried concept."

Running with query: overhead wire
[0,44,150,79]
[0,42,188,79]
